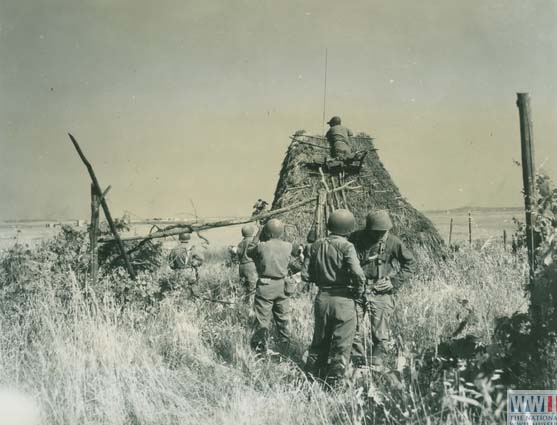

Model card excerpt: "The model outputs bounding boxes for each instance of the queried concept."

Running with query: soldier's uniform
[325,116,354,159]
[237,237,258,294]
[247,222,293,354]
[302,210,366,384]
[349,230,415,366]
[169,236,200,287]
[169,244,191,271]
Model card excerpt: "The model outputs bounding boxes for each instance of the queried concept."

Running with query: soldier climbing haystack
[325,115,353,159]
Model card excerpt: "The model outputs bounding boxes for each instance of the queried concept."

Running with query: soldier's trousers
[332,141,351,159]
[251,278,290,353]
[239,262,258,299]
[352,293,395,365]
[306,291,357,381]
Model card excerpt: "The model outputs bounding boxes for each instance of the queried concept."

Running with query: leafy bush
[493,174,557,389]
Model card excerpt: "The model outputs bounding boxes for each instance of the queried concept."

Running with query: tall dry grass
[0,240,527,424]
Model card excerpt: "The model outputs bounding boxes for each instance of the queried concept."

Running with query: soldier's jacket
[302,235,366,294]
[247,239,292,279]
[349,231,415,290]
[326,125,353,145]
[169,243,206,270]
[169,245,191,270]
[237,237,255,265]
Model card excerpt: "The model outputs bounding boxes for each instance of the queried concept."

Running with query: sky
[0,0,556,221]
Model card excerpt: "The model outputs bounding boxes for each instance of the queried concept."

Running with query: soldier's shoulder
[339,237,357,251]
[280,239,292,249]
[328,235,355,252]
[311,238,326,249]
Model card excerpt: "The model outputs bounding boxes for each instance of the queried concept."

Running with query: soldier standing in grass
[302,209,366,386]
[168,232,194,287]
[247,218,294,355]
[237,224,259,301]
[325,116,354,159]
[349,210,415,368]
[169,232,206,285]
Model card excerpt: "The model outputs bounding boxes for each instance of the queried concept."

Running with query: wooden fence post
[448,217,453,246]
[468,212,472,246]
[503,229,507,251]
[90,184,100,286]
[315,190,328,239]
[516,93,538,278]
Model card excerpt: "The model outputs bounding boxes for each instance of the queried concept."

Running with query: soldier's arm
[246,224,264,259]
[345,244,366,296]
[391,240,416,290]
[246,240,259,260]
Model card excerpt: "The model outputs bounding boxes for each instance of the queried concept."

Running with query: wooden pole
[503,229,507,251]
[468,212,472,246]
[448,217,453,246]
[68,133,136,279]
[90,184,100,285]
[516,93,537,277]
[329,176,342,209]
[315,190,327,238]
[322,47,328,132]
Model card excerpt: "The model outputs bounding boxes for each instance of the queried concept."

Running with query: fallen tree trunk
[99,180,360,244]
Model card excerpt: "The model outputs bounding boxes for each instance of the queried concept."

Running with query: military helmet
[263,218,284,239]
[241,224,256,237]
[327,116,341,126]
[327,209,355,236]
[178,232,191,242]
[365,210,393,231]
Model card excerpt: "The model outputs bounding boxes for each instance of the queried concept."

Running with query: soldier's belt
[259,276,285,281]
[318,285,355,295]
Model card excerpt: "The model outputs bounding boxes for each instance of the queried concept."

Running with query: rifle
[365,238,386,290]
[359,238,387,367]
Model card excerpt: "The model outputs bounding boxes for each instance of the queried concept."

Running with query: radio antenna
[321,48,328,134]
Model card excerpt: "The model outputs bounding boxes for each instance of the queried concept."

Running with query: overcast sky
[1,0,556,220]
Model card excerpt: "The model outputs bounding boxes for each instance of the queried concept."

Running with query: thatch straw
[271,134,444,256]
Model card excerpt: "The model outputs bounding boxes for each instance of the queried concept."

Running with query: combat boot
[250,328,269,355]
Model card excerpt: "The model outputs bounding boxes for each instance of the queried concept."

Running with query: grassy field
[0,224,528,424]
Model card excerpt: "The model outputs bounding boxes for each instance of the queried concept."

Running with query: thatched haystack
[272,133,444,255]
